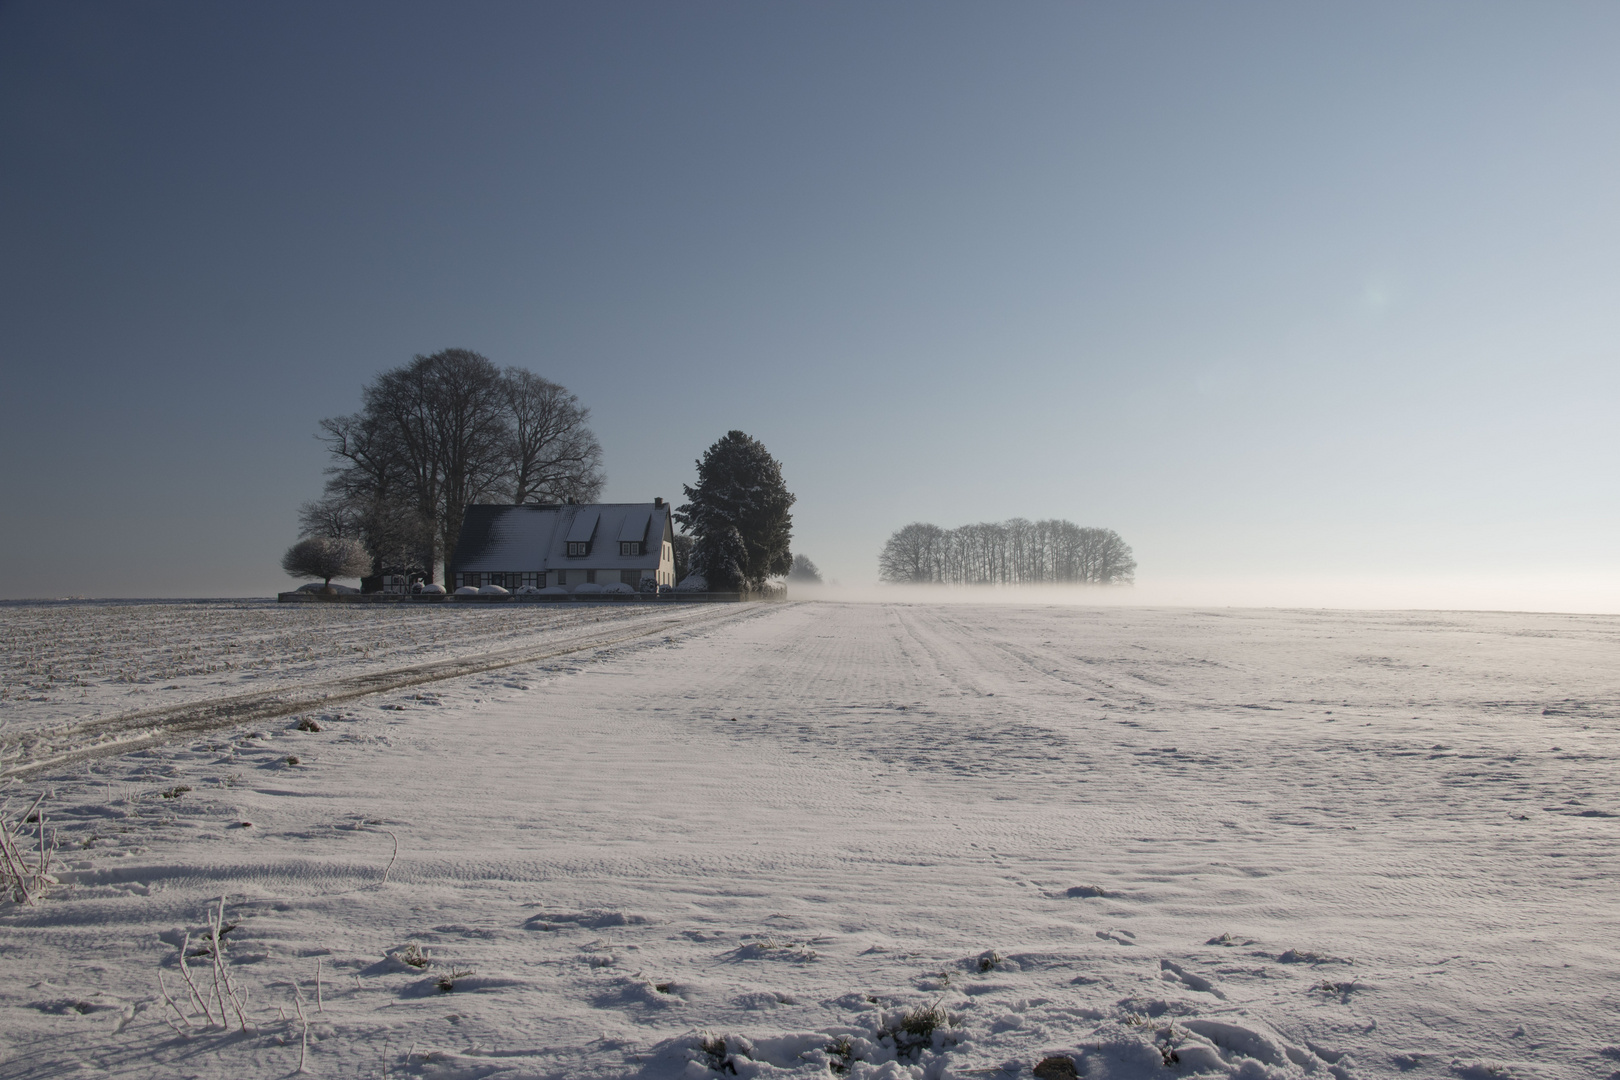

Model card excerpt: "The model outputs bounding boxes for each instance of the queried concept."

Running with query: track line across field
[1,604,755,779]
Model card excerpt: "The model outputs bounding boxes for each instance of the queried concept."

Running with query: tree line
[878,519,1136,585]
[304,348,604,583]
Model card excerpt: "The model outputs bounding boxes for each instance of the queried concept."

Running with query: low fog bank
[786,573,1620,614]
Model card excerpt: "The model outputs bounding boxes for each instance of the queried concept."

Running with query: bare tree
[281,537,371,591]
[418,350,511,573]
[879,523,945,583]
[502,368,604,505]
[315,350,605,585]
[297,494,359,539]
[317,409,434,579]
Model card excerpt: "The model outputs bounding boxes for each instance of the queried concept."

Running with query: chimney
[654,497,664,507]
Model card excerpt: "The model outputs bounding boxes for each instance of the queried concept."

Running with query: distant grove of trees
[878,519,1136,585]
[307,348,604,584]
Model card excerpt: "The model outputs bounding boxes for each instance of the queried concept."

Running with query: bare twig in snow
[207,897,250,1030]
[291,982,311,1073]
[155,968,193,1032]
[176,932,216,1026]
[378,827,399,885]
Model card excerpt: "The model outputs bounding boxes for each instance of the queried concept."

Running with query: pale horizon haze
[3,3,1617,609]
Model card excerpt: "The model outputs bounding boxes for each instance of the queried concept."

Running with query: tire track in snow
[1,604,759,779]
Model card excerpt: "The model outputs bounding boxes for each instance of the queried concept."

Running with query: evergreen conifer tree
[675,431,795,591]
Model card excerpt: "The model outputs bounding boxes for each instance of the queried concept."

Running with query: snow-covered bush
[416,583,446,595]
[477,584,510,596]
[676,573,708,592]
[601,582,635,595]
[573,582,604,595]
[453,586,480,596]
[294,582,360,594]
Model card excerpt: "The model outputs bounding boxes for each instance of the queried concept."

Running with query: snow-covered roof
[565,509,600,544]
[618,509,650,544]
[453,503,671,573]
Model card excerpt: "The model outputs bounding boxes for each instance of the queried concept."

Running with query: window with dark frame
[567,541,589,557]
[585,570,596,584]
[620,541,643,556]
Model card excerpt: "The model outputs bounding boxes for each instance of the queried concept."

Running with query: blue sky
[3,3,1617,603]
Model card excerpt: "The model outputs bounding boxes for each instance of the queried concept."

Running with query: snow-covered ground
[2,601,1618,1080]
[0,601,715,742]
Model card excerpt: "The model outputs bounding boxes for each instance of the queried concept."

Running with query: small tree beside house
[281,536,371,593]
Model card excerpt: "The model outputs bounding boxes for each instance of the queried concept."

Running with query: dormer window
[567,541,590,557]
[620,541,643,556]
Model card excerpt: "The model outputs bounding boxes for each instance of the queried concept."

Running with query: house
[448,500,677,593]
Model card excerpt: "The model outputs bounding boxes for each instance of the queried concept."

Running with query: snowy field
[0,601,718,742]
[2,600,1618,1080]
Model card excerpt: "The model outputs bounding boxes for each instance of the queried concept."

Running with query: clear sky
[3,2,1617,606]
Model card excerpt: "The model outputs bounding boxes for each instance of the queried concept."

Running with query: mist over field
[790,575,1620,616]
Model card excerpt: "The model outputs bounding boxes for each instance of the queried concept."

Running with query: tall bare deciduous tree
[501,368,604,505]
[879,519,1135,585]
[314,349,605,584]
[877,523,946,583]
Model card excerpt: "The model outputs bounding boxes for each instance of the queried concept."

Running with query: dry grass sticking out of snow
[1,601,1618,1079]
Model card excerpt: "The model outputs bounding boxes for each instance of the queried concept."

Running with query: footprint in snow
[1277,948,1350,965]
[1159,959,1225,998]
[525,910,649,931]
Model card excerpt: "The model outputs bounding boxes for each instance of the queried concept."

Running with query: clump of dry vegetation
[878,1001,958,1060]
[390,943,430,969]
[436,968,475,992]
[154,897,325,1073]
[0,793,57,905]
